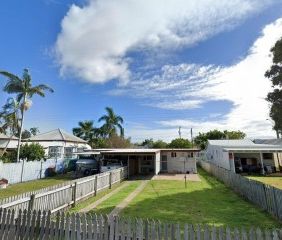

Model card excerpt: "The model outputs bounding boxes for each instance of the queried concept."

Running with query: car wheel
[84,169,90,176]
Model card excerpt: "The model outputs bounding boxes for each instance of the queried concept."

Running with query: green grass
[120,169,280,228]
[247,175,282,189]
[68,182,124,213]
[0,174,71,199]
[88,181,141,215]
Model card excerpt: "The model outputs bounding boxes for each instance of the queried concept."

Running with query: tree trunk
[16,94,27,162]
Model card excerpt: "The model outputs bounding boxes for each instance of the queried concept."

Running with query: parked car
[75,152,101,177]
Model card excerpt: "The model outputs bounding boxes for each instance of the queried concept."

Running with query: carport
[224,146,282,174]
[99,149,161,177]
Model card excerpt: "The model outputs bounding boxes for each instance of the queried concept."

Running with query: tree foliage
[0,69,53,161]
[20,143,45,161]
[98,107,124,137]
[265,37,282,138]
[168,138,192,148]
[152,140,168,148]
[73,120,97,141]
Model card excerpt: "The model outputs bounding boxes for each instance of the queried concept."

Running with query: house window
[262,153,273,160]
[171,152,177,158]
[188,152,194,158]
[64,147,75,158]
[48,146,62,158]
[229,153,233,160]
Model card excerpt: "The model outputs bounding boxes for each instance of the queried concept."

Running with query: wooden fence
[0,168,127,216]
[198,160,282,221]
[0,208,281,240]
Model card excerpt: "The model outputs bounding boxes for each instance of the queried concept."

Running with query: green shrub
[20,143,45,161]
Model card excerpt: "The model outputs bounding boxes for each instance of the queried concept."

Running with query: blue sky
[0,0,282,142]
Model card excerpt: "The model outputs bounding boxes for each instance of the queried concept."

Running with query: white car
[101,162,123,172]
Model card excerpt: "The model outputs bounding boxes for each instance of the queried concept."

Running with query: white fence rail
[0,168,127,216]
[0,209,281,240]
[0,159,64,184]
[198,160,282,221]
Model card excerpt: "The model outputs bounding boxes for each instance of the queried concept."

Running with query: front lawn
[0,174,71,199]
[121,169,280,228]
[247,175,282,189]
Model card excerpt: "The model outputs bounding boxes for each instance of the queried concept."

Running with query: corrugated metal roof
[26,129,87,143]
[208,139,255,147]
[0,133,18,140]
[253,139,282,145]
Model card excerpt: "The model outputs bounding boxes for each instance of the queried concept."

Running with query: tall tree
[73,120,96,142]
[0,69,54,162]
[98,107,124,137]
[0,98,21,157]
[168,138,192,148]
[265,37,282,138]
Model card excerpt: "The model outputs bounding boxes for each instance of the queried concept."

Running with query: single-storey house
[96,148,200,177]
[205,139,282,174]
[0,133,18,151]
[24,129,91,159]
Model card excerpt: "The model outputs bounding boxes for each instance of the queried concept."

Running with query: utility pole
[191,128,193,148]
[178,127,182,138]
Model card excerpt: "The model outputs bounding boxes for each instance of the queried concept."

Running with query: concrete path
[79,181,130,213]
[108,180,148,219]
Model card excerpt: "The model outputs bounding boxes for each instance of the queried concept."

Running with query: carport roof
[98,149,161,154]
[223,145,282,152]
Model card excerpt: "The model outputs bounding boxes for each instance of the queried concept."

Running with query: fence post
[109,172,112,189]
[28,194,36,211]
[94,176,98,196]
[72,182,77,207]
[120,168,123,182]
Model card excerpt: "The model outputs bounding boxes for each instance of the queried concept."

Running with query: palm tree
[30,127,39,136]
[73,120,97,142]
[0,98,21,158]
[0,69,54,162]
[98,107,124,137]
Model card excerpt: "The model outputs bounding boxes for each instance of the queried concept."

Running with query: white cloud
[125,19,282,140]
[55,0,274,83]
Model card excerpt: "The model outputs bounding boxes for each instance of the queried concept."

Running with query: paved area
[79,182,130,213]
[152,173,201,181]
[108,180,148,219]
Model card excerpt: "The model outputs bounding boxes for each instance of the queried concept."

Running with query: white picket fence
[0,208,281,240]
[0,168,127,216]
[198,160,282,221]
[0,159,64,184]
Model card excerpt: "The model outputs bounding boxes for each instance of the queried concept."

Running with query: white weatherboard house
[0,133,18,151]
[98,148,200,177]
[205,139,282,174]
[24,129,91,159]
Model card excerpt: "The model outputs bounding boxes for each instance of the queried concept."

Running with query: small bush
[20,143,45,161]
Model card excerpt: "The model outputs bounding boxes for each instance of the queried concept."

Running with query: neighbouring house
[0,133,18,151]
[96,148,200,177]
[205,139,282,174]
[23,129,91,160]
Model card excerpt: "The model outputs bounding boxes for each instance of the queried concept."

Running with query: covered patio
[226,147,282,174]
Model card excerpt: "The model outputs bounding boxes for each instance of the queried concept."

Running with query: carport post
[127,155,130,178]
[259,152,265,175]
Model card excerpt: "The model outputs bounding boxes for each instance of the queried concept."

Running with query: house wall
[161,151,197,173]
[205,144,231,171]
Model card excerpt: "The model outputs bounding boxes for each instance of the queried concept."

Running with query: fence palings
[0,168,127,216]
[0,209,281,240]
